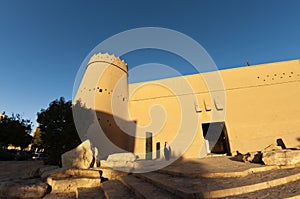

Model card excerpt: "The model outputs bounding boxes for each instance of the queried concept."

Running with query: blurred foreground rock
[61,140,99,169]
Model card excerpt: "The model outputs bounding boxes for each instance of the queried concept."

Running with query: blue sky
[0,0,300,128]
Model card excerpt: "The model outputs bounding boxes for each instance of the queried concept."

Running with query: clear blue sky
[0,0,300,128]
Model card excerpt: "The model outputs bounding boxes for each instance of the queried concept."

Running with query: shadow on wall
[297,137,300,147]
[73,100,137,159]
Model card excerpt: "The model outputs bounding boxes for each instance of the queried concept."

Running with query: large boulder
[62,140,97,169]
[262,149,300,166]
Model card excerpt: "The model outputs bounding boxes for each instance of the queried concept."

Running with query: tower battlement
[87,53,128,72]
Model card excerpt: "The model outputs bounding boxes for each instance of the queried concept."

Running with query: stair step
[135,168,300,198]
[224,179,300,199]
[119,175,180,199]
[135,172,196,198]
[47,177,101,193]
[102,180,138,199]
[42,192,76,199]
[77,187,105,199]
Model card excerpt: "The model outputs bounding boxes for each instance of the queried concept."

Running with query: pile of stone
[233,141,300,166]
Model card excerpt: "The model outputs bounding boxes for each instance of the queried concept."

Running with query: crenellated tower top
[87,53,128,73]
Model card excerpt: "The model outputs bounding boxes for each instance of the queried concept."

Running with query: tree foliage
[37,97,81,166]
[31,127,43,151]
[0,113,32,150]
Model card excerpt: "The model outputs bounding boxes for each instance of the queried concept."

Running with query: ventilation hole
[257,77,260,79]
[280,76,283,78]
[291,72,294,74]
[283,73,285,75]
[89,89,91,91]
[97,87,99,89]
[98,118,100,121]
[289,76,292,78]
[263,79,266,81]
[109,124,112,127]
[272,78,274,80]
[105,89,107,91]
[267,75,269,77]
[274,74,277,76]
[108,92,110,94]
[123,97,125,101]
[107,120,109,122]
[99,89,102,92]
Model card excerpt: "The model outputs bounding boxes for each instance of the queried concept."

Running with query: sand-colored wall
[75,53,300,159]
[222,60,300,153]
[129,59,300,157]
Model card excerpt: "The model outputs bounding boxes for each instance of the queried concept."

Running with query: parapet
[87,53,128,72]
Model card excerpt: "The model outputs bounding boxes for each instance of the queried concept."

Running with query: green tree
[31,127,44,151]
[0,113,32,150]
[37,97,81,166]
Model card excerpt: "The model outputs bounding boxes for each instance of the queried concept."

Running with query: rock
[262,143,282,152]
[0,178,49,198]
[41,168,67,180]
[62,140,97,169]
[262,149,300,166]
[106,152,137,162]
[105,153,137,172]
[64,168,101,178]
[47,176,101,193]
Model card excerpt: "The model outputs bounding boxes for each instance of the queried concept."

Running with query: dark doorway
[146,132,153,160]
[202,122,231,155]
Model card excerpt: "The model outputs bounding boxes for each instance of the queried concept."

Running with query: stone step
[42,192,76,199]
[159,164,298,178]
[119,175,180,199]
[223,179,300,199]
[135,168,300,198]
[76,187,105,199]
[47,176,101,193]
[101,180,138,199]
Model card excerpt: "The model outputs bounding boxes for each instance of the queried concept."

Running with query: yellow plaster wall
[128,59,300,157]
[222,60,300,153]
[75,53,300,159]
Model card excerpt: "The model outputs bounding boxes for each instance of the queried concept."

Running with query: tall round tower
[74,53,134,157]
